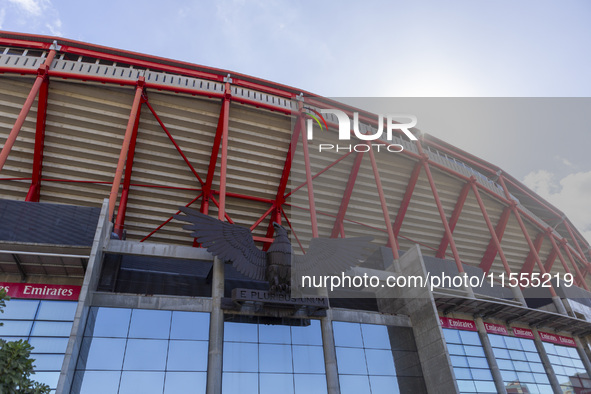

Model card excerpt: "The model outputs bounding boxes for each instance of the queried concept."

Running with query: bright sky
[1,0,590,242]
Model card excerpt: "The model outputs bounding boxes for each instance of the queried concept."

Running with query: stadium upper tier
[0,31,589,293]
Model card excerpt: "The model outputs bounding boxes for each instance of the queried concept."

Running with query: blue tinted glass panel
[222,372,258,394]
[291,320,322,346]
[128,309,171,339]
[335,347,367,375]
[260,373,294,394]
[361,324,391,349]
[33,371,60,389]
[464,345,485,357]
[167,340,208,371]
[85,307,130,338]
[369,375,399,394]
[488,334,505,348]
[119,371,164,394]
[71,370,121,394]
[447,344,466,355]
[454,367,472,379]
[443,328,461,344]
[457,379,476,392]
[470,368,493,381]
[365,349,395,376]
[170,311,209,340]
[1,299,39,320]
[164,372,207,394]
[459,331,480,346]
[259,344,293,373]
[78,337,126,370]
[467,357,489,369]
[36,301,77,321]
[520,338,537,352]
[339,375,370,394]
[450,355,469,368]
[332,322,363,348]
[224,322,257,343]
[29,337,69,353]
[0,320,33,336]
[31,321,72,337]
[294,374,328,394]
[473,380,496,392]
[123,339,167,370]
[292,345,325,373]
[32,354,64,371]
[259,323,291,344]
[223,342,258,372]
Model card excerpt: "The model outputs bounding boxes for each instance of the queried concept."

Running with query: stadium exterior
[1,31,591,394]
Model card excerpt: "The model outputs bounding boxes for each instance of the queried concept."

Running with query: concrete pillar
[57,199,111,394]
[531,327,562,393]
[206,257,224,394]
[574,337,591,381]
[473,317,507,394]
[552,296,568,315]
[321,309,341,394]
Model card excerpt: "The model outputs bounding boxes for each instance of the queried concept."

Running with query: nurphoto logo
[303,108,418,153]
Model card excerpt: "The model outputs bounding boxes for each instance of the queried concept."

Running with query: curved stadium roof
[0,31,589,294]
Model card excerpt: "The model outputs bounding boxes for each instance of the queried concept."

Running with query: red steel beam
[114,96,144,238]
[479,207,511,272]
[563,221,591,268]
[547,236,577,286]
[417,143,464,273]
[25,73,50,201]
[367,144,399,260]
[392,161,422,238]
[560,240,588,290]
[140,193,203,242]
[0,49,56,172]
[331,152,365,238]
[217,82,231,221]
[436,180,471,258]
[543,240,558,272]
[108,78,145,221]
[519,232,545,276]
[144,101,204,186]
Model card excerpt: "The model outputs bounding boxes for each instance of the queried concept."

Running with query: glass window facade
[71,307,210,394]
[543,342,591,392]
[222,318,326,394]
[0,299,77,392]
[488,334,551,393]
[442,328,495,394]
[333,321,399,394]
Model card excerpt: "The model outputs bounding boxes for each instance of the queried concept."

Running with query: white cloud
[0,8,6,29]
[7,0,43,16]
[523,169,591,244]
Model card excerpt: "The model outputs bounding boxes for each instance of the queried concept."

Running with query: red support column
[0,49,57,172]
[519,232,545,275]
[418,144,464,273]
[114,95,145,238]
[560,240,589,290]
[201,86,231,215]
[367,144,399,260]
[25,74,50,201]
[436,181,471,258]
[480,207,511,272]
[543,241,558,272]
[563,221,591,273]
[217,82,231,222]
[108,78,145,221]
[331,152,364,238]
[392,161,422,238]
[301,115,319,238]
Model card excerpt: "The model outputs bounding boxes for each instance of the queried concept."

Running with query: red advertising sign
[0,282,80,301]
[512,327,534,339]
[484,322,508,335]
[440,317,477,331]
[539,331,576,347]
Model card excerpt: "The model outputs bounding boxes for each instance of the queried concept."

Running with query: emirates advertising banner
[0,282,81,301]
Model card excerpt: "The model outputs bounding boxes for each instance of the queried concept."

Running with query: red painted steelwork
[0,49,56,172]
[145,101,204,186]
[436,181,471,258]
[479,207,511,272]
[367,144,399,260]
[114,96,144,238]
[108,78,145,221]
[301,114,319,238]
[561,240,588,290]
[520,232,545,276]
[392,161,422,238]
[217,82,231,222]
[25,74,50,202]
[331,152,365,238]
[563,221,591,269]
[471,180,514,277]
[140,193,203,242]
[543,240,559,272]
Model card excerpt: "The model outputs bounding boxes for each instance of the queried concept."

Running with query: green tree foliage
[0,290,51,394]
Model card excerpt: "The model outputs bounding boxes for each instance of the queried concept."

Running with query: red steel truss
[0,32,590,293]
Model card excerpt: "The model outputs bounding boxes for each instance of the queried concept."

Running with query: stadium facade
[0,31,591,394]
